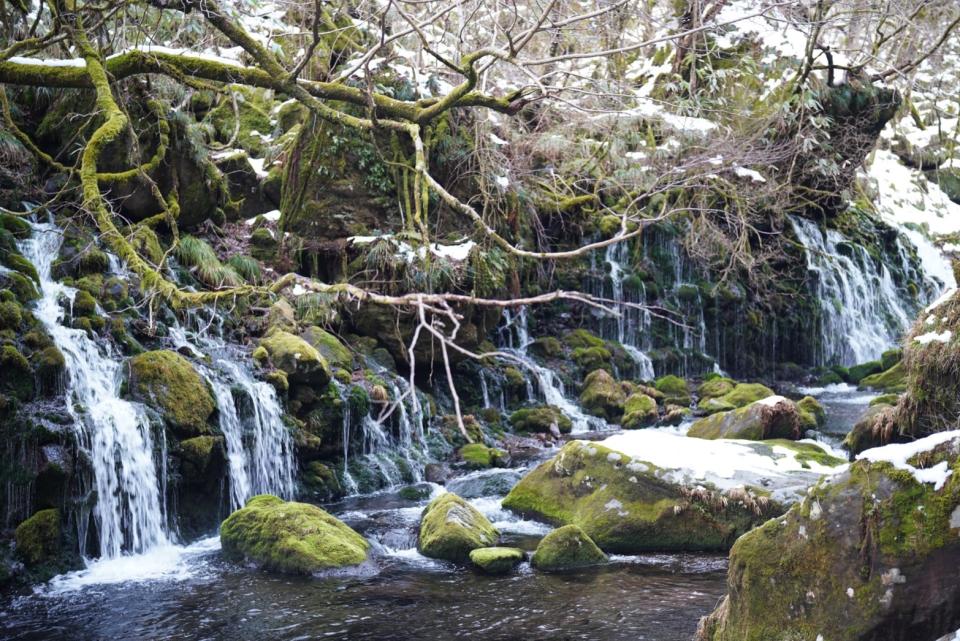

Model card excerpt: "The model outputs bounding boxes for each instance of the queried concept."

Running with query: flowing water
[19,221,170,558]
[790,216,923,366]
[601,241,657,380]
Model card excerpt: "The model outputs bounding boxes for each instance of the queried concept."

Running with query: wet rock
[843,402,899,457]
[687,396,801,441]
[469,547,524,574]
[531,524,607,571]
[859,361,907,393]
[14,509,61,566]
[424,463,451,484]
[697,435,960,641]
[447,469,524,499]
[220,495,369,574]
[579,369,626,421]
[509,405,572,434]
[698,383,775,415]
[418,493,499,563]
[622,393,658,429]
[797,395,826,430]
[258,330,331,386]
[458,443,507,469]
[654,375,691,406]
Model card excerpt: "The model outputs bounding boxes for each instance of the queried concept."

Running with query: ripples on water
[1,550,727,641]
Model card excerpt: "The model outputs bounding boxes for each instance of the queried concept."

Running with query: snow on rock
[857,430,960,490]
[914,330,953,345]
[869,149,960,236]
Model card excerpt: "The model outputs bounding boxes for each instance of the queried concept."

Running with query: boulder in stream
[126,350,215,436]
[697,432,960,641]
[469,547,524,574]
[687,396,801,441]
[531,525,607,571]
[418,493,499,562]
[220,495,369,574]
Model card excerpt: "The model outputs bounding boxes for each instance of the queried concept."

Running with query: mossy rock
[509,405,572,434]
[33,345,65,392]
[531,524,607,571]
[796,396,826,431]
[72,290,98,318]
[0,213,31,238]
[503,441,777,553]
[870,393,900,407]
[0,271,38,303]
[842,403,896,457]
[177,435,225,483]
[418,493,499,562]
[654,375,691,406]
[530,337,563,358]
[859,361,906,393]
[563,328,605,350]
[720,383,774,407]
[848,360,883,383]
[880,347,903,371]
[622,393,658,429]
[14,509,60,566]
[127,350,215,436]
[579,369,626,421]
[687,397,801,441]
[0,300,22,330]
[302,461,344,501]
[469,546,524,574]
[697,448,960,641]
[0,344,33,400]
[572,346,612,372]
[301,326,352,369]
[458,443,507,469]
[258,329,331,385]
[221,495,369,574]
[698,377,736,399]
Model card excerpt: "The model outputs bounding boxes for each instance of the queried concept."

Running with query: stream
[0,385,872,641]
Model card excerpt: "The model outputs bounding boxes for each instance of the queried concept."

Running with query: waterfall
[789,216,922,366]
[499,308,606,434]
[338,362,429,493]
[602,241,656,380]
[20,221,169,558]
[170,318,295,509]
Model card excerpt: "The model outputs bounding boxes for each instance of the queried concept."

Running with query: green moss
[0,344,33,400]
[848,359,883,383]
[0,300,22,330]
[859,361,907,393]
[33,346,65,390]
[418,493,499,562]
[654,375,691,405]
[579,369,626,421]
[301,326,352,369]
[503,441,776,553]
[0,213,31,238]
[220,495,369,574]
[226,255,261,283]
[796,396,826,430]
[259,330,331,385]
[563,328,605,350]
[127,350,215,435]
[529,337,563,358]
[72,290,98,317]
[459,443,506,469]
[509,405,572,434]
[721,383,774,406]
[2,252,39,283]
[77,248,109,276]
[881,347,903,371]
[572,346,612,372]
[1,271,38,302]
[622,393,658,429]
[14,509,60,566]
[870,393,900,407]
[531,524,607,571]
[698,377,736,399]
[129,226,164,264]
[763,439,845,468]
[469,546,524,574]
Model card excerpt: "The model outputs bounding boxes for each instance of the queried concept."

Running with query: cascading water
[20,220,169,558]
[790,216,925,366]
[169,316,295,509]
[601,241,656,380]
[499,308,606,433]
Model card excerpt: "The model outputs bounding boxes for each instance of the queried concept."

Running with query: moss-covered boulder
[531,524,608,571]
[699,383,775,414]
[796,395,826,430]
[859,361,907,393]
[220,495,369,574]
[503,441,777,553]
[0,344,34,400]
[848,359,883,383]
[654,375,691,406]
[563,328,605,350]
[258,329,331,385]
[469,546,524,574]
[418,493,499,562]
[509,405,572,434]
[301,326,353,370]
[458,443,506,469]
[687,397,801,441]
[14,509,61,566]
[622,393,658,429]
[880,347,903,371]
[696,436,960,641]
[579,369,626,421]
[127,350,215,436]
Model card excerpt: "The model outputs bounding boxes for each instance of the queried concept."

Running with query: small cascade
[20,221,169,558]
[499,308,606,434]
[790,216,923,366]
[601,241,656,380]
[169,317,295,509]
[337,363,430,493]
